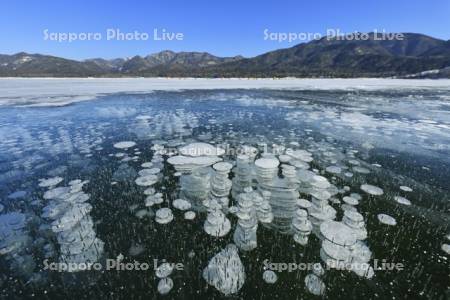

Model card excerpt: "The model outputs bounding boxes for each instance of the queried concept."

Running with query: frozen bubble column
[291,209,312,245]
[0,212,36,279]
[203,201,231,238]
[231,155,253,199]
[41,180,104,271]
[341,210,373,278]
[208,162,233,210]
[233,188,258,251]
[179,167,211,211]
[253,190,274,225]
[256,158,299,234]
[342,210,367,241]
[304,263,326,296]
[173,142,225,210]
[304,176,337,236]
[319,220,374,279]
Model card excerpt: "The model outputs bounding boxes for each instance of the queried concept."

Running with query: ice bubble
[213,161,233,172]
[39,177,63,188]
[350,193,362,201]
[326,166,342,174]
[311,175,331,189]
[310,189,331,201]
[296,199,312,209]
[204,209,231,237]
[210,162,233,209]
[138,168,160,176]
[343,196,359,206]
[7,190,27,199]
[155,262,174,278]
[135,209,151,219]
[288,149,313,162]
[353,166,370,174]
[400,186,413,192]
[394,196,411,206]
[352,262,374,279]
[361,184,384,196]
[143,187,156,195]
[255,158,279,169]
[144,196,158,207]
[231,155,252,198]
[377,214,397,226]
[304,274,325,296]
[203,244,245,295]
[290,160,310,169]
[348,159,360,166]
[442,244,450,255]
[292,209,312,245]
[320,221,357,246]
[116,253,124,262]
[278,154,291,163]
[262,270,278,284]
[155,208,174,224]
[173,199,191,211]
[157,277,173,295]
[341,204,357,212]
[43,187,71,200]
[147,193,164,206]
[129,243,145,256]
[141,162,153,168]
[113,141,136,149]
[135,175,158,186]
[69,179,82,185]
[184,211,196,220]
[168,155,221,172]
[312,263,325,276]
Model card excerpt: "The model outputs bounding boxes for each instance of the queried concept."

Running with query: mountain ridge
[1,33,449,78]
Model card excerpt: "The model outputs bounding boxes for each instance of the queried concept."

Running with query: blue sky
[0,0,449,60]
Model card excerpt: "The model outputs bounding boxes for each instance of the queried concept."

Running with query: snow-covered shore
[1,77,450,107]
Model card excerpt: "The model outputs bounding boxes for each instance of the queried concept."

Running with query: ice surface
[2,78,450,107]
[1,79,449,297]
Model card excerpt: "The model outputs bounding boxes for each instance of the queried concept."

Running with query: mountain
[196,33,450,77]
[419,40,450,57]
[1,33,449,77]
[0,52,106,77]
[120,51,243,74]
[0,51,243,77]
[84,58,128,72]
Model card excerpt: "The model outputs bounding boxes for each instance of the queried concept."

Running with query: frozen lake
[0,79,449,299]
